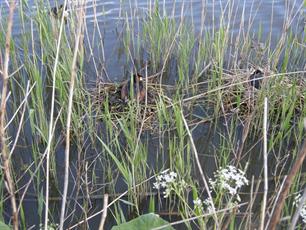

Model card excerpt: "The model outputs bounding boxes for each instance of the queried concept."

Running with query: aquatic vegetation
[0,0,305,229]
[209,165,249,201]
[193,165,249,216]
[202,197,214,213]
[153,171,187,198]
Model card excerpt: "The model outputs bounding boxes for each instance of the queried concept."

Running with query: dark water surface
[1,0,305,82]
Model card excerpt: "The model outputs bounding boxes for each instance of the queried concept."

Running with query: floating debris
[91,73,166,130]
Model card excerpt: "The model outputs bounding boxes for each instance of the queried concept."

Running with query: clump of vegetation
[0,0,305,229]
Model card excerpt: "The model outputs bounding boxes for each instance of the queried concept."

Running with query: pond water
[1,0,305,83]
[0,0,305,229]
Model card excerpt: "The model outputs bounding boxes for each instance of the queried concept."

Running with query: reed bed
[0,0,305,229]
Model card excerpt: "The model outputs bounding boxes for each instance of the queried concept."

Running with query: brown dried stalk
[180,109,220,228]
[59,1,85,229]
[68,169,169,229]
[0,1,18,229]
[268,137,306,229]
[98,194,109,230]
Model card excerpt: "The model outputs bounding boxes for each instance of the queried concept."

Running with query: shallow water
[1,0,305,82]
[0,0,305,229]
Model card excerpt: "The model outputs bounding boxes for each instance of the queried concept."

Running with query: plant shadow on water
[0,0,306,229]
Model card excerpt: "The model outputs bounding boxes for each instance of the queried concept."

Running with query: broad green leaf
[0,221,10,230]
[111,213,174,230]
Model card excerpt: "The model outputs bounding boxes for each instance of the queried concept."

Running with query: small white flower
[179,179,188,188]
[293,193,306,224]
[164,174,175,183]
[193,197,204,211]
[203,197,214,213]
[153,171,188,198]
[153,182,160,189]
[160,181,167,188]
[164,187,172,198]
[193,198,202,206]
[209,165,248,200]
[157,175,163,181]
[169,171,177,178]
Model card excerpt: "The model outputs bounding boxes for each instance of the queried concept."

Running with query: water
[0,0,305,229]
[1,0,305,83]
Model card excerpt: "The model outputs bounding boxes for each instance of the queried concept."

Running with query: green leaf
[0,221,10,230]
[118,198,135,207]
[111,213,174,230]
[96,134,131,182]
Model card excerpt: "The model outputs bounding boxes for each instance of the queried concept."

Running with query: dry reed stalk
[0,1,18,229]
[182,70,306,103]
[9,82,31,156]
[180,109,220,229]
[14,108,61,217]
[59,1,85,229]
[44,0,68,228]
[265,175,287,230]
[152,202,248,230]
[268,121,306,229]
[246,176,262,229]
[5,81,35,130]
[98,194,109,230]
[221,208,237,230]
[0,46,2,70]
[248,176,254,229]
[16,109,62,214]
[79,161,90,228]
[84,161,92,209]
[68,169,169,229]
[236,114,252,162]
[260,97,268,230]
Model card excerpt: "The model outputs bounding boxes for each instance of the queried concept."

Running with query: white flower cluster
[293,193,306,224]
[209,165,249,201]
[203,197,214,213]
[192,165,248,213]
[193,197,202,207]
[193,197,214,213]
[153,171,187,198]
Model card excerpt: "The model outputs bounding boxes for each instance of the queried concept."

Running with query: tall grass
[0,0,305,229]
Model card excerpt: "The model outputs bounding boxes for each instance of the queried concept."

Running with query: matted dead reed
[89,67,306,136]
[90,75,169,131]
